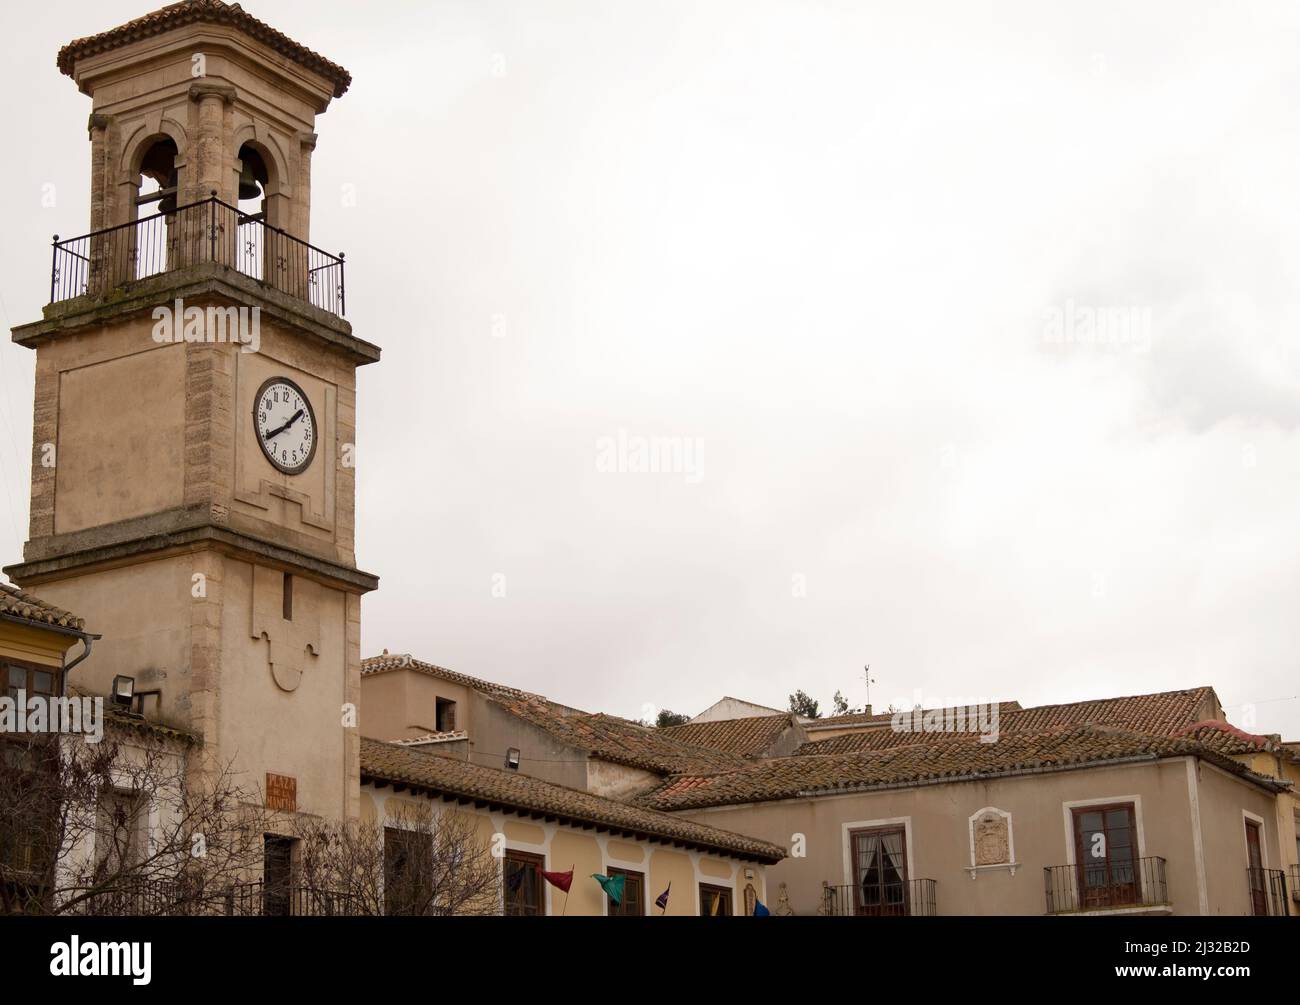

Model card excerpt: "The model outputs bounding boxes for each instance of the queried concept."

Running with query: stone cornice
[6,523,379,595]
[13,262,379,366]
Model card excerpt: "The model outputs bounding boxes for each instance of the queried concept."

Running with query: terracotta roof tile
[660,714,798,757]
[1001,687,1217,734]
[58,0,352,98]
[493,695,749,776]
[638,724,1287,811]
[362,653,530,700]
[796,688,1218,756]
[0,583,85,631]
[360,736,784,864]
[1178,720,1295,759]
[806,702,1023,729]
[103,704,199,744]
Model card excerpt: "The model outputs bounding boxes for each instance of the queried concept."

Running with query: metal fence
[223,880,359,917]
[818,879,937,917]
[1246,867,1289,918]
[1044,855,1168,914]
[66,878,359,917]
[49,194,345,317]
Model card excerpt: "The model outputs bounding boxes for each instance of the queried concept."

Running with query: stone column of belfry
[87,113,110,231]
[88,111,131,292]
[189,82,235,267]
[296,132,317,244]
[85,113,113,295]
[282,132,317,302]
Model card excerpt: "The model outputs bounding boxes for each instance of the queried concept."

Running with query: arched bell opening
[136,137,179,215]
[237,144,270,220]
[234,141,303,297]
[102,135,182,289]
[234,143,274,282]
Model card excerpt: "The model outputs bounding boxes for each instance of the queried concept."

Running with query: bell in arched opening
[137,138,179,214]
[237,145,269,214]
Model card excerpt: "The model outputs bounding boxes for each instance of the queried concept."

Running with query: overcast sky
[2,1,1298,735]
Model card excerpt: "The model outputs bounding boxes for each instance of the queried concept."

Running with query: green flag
[591,873,625,906]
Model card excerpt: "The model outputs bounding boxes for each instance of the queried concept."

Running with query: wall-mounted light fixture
[505,748,521,771]
[110,675,135,707]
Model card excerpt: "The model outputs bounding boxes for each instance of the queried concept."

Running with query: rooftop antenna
[863,664,875,712]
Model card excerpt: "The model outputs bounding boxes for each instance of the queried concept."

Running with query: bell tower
[5,1,380,825]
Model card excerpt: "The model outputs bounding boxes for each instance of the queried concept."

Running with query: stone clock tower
[5,1,379,825]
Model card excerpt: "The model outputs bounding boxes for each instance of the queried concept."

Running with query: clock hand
[264,408,305,442]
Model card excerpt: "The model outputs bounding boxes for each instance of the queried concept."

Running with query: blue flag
[655,883,671,911]
[753,899,770,916]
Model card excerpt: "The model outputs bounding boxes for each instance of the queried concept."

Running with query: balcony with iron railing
[818,879,937,917]
[1246,867,1289,918]
[48,194,345,319]
[1044,856,1170,915]
[66,877,358,917]
[1290,865,1300,906]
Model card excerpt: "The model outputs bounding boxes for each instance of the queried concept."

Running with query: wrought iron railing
[1246,867,1289,917]
[1044,855,1168,914]
[69,877,209,916]
[49,194,345,317]
[66,878,358,917]
[224,879,358,917]
[1290,864,1300,903]
[818,879,937,917]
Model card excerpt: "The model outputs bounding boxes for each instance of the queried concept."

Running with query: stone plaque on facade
[973,810,1010,866]
[266,773,297,812]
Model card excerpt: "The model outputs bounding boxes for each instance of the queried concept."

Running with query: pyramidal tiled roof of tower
[0,583,84,631]
[57,1,352,97]
[361,652,533,700]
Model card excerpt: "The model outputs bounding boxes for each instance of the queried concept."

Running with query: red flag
[540,869,573,893]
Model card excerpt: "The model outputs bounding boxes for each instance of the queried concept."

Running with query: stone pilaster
[26,361,59,544]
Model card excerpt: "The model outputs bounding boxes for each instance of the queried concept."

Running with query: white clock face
[255,377,317,475]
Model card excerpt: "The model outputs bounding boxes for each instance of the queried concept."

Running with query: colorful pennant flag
[591,873,625,905]
[655,883,671,911]
[540,869,573,893]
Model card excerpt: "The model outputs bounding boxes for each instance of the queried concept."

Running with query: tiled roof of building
[0,583,85,631]
[796,688,1219,756]
[493,695,749,776]
[797,726,985,756]
[804,701,1024,730]
[637,724,1287,811]
[1178,720,1296,759]
[103,704,199,745]
[1000,687,1217,735]
[361,652,530,700]
[660,714,799,757]
[57,0,352,97]
[359,736,785,864]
